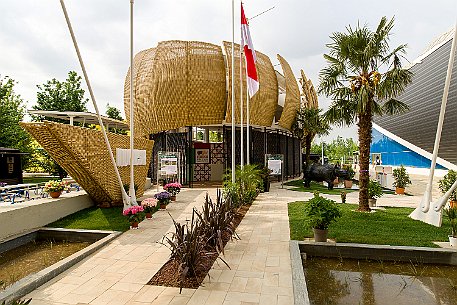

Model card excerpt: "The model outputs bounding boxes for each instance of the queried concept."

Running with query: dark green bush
[303,193,342,230]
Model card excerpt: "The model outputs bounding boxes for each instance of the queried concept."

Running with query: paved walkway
[25,183,299,305]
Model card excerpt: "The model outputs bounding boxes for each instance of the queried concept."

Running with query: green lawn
[284,179,357,195]
[23,176,59,184]
[288,201,450,247]
[47,206,146,232]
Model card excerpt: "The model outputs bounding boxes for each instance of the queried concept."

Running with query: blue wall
[371,128,445,169]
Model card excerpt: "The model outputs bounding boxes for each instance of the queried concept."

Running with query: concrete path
[25,183,298,305]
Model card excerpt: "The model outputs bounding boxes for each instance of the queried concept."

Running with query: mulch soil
[147,204,251,289]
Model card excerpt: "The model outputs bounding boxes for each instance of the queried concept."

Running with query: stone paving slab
[24,184,297,305]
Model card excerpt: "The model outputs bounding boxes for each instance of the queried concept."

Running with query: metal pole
[246,81,250,164]
[240,45,244,168]
[421,23,457,213]
[129,0,137,205]
[59,0,130,206]
[231,0,236,183]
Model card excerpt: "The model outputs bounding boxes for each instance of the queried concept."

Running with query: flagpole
[231,0,236,183]
[246,78,250,165]
[59,0,130,207]
[128,0,137,205]
[240,31,244,168]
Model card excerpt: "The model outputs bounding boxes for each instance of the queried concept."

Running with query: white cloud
[1,0,455,139]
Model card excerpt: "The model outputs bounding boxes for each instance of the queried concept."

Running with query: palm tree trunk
[358,107,372,211]
[305,134,312,168]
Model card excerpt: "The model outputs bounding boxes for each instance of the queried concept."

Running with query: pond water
[303,256,457,305]
[0,239,90,289]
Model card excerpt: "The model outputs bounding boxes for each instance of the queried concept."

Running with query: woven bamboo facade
[277,54,300,130]
[124,41,226,136]
[300,70,318,109]
[21,121,153,206]
[222,42,278,127]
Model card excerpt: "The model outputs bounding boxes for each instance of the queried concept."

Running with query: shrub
[122,205,145,223]
[195,191,236,254]
[223,164,262,206]
[392,165,411,188]
[444,206,457,237]
[439,170,457,201]
[368,180,383,199]
[161,210,213,289]
[164,182,182,196]
[303,193,342,230]
[343,165,355,180]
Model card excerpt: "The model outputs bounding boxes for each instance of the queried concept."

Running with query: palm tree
[292,107,329,170]
[318,17,413,211]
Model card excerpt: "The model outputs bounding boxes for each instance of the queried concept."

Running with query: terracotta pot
[450,200,457,208]
[145,213,152,219]
[333,178,339,185]
[160,203,167,210]
[130,222,139,229]
[49,191,62,198]
[313,228,328,242]
[395,187,405,195]
[344,180,353,189]
[368,198,377,207]
[170,195,176,201]
[449,236,457,247]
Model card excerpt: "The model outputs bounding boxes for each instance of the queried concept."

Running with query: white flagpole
[231,0,236,183]
[129,0,137,205]
[240,37,244,168]
[59,0,130,207]
[246,77,250,165]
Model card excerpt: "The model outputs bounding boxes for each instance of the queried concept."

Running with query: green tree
[326,137,358,164]
[106,104,127,135]
[32,71,89,178]
[0,76,32,165]
[33,71,88,121]
[292,107,329,169]
[318,17,413,211]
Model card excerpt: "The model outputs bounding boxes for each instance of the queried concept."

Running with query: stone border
[298,241,457,265]
[289,240,310,305]
[0,228,121,304]
[290,241,457,305]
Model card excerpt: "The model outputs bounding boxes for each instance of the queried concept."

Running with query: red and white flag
[241,3,259,97]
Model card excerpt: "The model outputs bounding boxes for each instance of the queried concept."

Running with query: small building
[0,147,24,185]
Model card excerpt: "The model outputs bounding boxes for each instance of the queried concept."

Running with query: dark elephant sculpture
[303,163,349,190]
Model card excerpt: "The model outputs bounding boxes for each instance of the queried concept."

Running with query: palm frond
[382,98,409,115]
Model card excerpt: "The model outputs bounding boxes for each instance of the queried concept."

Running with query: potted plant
[368,180,383,207]
[122,205,145,229]
[303,192,342,242]
[155,191,171,209]
[141,197,157,219]
[444,206,457,247]
[392,165,411,194]
[43,180,67,198]
[343,165,355,188]
[439,170,457,208]
[163,182,182,201]
[340,191,346,204]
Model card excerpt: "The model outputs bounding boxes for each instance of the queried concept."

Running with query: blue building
[371,28,457,171]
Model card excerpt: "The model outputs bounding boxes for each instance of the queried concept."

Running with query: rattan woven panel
[300,70,318,109]
[277,54,300,130]
[124,48,157,138]
[21,121,153,206]
[125,41,226,135]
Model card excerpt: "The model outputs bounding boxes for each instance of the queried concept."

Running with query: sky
[1,0,456,141]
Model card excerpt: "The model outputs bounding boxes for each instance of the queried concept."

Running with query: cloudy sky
[1,0,456,140]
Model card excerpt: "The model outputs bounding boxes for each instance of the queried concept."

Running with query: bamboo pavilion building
[124,40,303,185]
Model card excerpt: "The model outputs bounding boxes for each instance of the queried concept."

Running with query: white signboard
[161,156,178,175]
[268,159,282,175]
[116,149,147,167]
